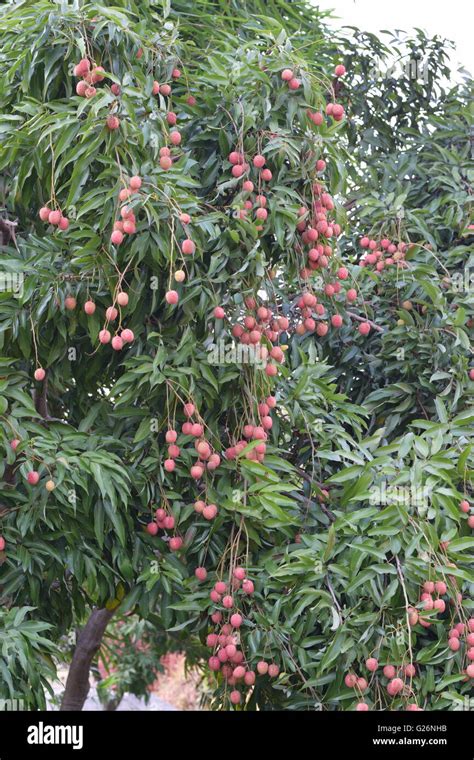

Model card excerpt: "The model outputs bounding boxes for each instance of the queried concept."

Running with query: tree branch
[60,607,114,711]
[297,469,336,522]
[347,310,384,333]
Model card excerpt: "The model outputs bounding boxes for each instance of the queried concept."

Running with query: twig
[346,311,384,333]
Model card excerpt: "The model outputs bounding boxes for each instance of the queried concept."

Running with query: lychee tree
[0,0,472,712]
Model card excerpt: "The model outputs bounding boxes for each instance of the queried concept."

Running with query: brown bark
[60,607,114,711]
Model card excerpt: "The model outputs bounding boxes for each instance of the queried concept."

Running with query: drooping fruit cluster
[157,106,183,171]
[418,578,449,619]
[198,564,278,706]
[459,498,474,530]
[344,659,423,711]
[38,205,69,231]
[162,403,221,479]
[225,395,277,464]
[146,505,182,553]
[358,236,408,272]
[281,67,300,91]
[73,57,106,98]
[96,291,134,349]
[111,177,143,245]
[229,297,287,378]
[226,148,273,203]
[325,101,345,121]
[448,619,474,679]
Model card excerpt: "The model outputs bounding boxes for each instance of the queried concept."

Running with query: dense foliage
[0,0,472,711]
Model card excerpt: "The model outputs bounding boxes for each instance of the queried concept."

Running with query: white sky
[318,0,473,74]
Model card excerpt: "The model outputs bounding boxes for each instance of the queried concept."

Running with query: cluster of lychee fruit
[358,236,408,271]
[227,148,273,208]
[195,564,278,705]
[225,395,277,464]
[73,57,106,98]
[158,111,182,171]
[111,176,143,245]
[305,65,346,126]
[162,403,221,479]
[459,498,474,529]
[447,618,474,680]
[38,205,69,231]
[95,291,134,349]
[146,505,182,552]
[345,660,422,711]
[229,296,287,377]
[296,184,341,276]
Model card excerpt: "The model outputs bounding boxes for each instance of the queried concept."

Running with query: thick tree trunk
[60,607,114,711]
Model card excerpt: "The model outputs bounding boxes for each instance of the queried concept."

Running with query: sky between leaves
[317,0,473,74]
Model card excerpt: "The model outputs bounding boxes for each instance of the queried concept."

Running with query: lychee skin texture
[160,156,172,170]
[34,368,46,381]
[116,292,129,307]
[111,335,123,351]
[123,219,136,234]
[230,691,241,705]
[244,671,256,686]
[181,239,195,255]
[27,471,40,485]
[389,677,404,695]
[106,115,120,130]
[195,567,207,581]
[165,290,179,305]
[366,658,378,672]
[111,230,124,245]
